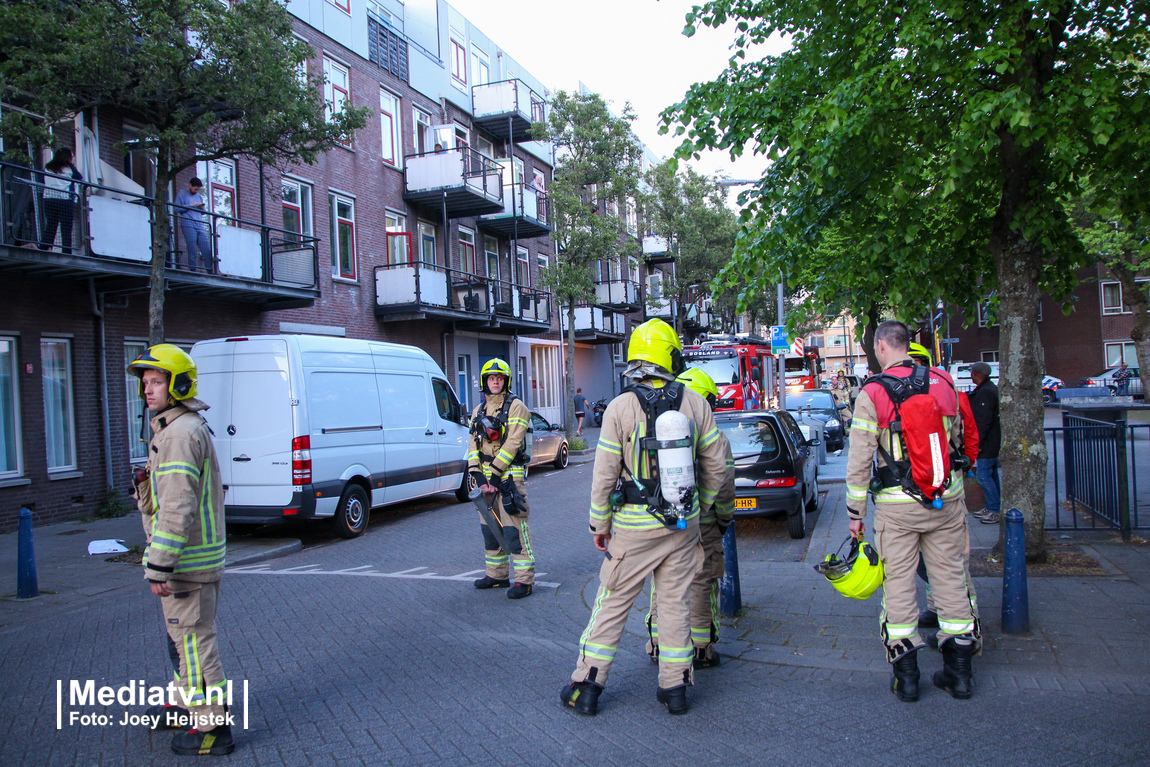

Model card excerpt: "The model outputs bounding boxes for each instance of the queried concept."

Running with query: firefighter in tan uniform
[646,367,735,668]
[561,320,730,717]
[128,345,234,756]
[467,358,535,599]
[845,322,980,703]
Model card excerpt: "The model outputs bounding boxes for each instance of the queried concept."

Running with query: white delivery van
[949,361,999,392]
[191,335,470,537]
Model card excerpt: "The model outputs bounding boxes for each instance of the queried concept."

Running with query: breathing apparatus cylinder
[654,409,695,530]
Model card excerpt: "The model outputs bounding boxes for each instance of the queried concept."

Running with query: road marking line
[225,566,558,588]
[330,565,375,573]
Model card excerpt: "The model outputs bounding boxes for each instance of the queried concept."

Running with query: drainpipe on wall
[89,279,113,492]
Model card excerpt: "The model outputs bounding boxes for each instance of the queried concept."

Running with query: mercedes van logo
[227,425,236,435]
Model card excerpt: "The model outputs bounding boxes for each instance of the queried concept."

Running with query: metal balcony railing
[403,147,503,216]
[479,182,550,237]
[594,279,641,309]
[471,79,546,142]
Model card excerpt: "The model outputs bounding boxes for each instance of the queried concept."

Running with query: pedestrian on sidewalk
[845,321,980,703]
[1113,361,1134,396]
[969,362,1001,525]
[574,388,588,436]
[128,344,234,755]
[561,320,729,717]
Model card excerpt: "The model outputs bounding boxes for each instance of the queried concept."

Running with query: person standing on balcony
[39,147,83,255]
[969,362,1001,525]
[175,178,213,273]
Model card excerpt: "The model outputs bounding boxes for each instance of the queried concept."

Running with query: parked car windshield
[718,419,781,460]
[785,390,838,413]
[686,358,740,386]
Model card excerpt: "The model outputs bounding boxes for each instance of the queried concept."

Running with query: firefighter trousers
[478,474,534,585]
[646,521,724,660]
[573,528,703,689]
[874,496,980,662]
[161,580,226,728]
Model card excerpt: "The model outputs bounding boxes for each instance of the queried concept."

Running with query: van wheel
[455,472,477,503]
[331,484,369,538]
[553,443,569,469]
[787,501,806,540]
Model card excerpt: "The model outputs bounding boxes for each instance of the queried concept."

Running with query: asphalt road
[1,460,1147,765]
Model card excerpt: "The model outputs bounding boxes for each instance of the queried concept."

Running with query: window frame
[459,227,477,274]
[484,235,500,280]
[323,57,352,146]
[326,0,351,15]
[0,335,22,479]
[281,177,314,243]
[980,351,1000,362]
[449,30,467,86]
[41,337,77,473]
[418,221,437,267]
[124,341,151,463]
[471,45,489,86]
[1104,341,1137,368]
[516,246,530,287]
[329,192,357,281]
[379,89,402,167]
[413,107,433,155]
[385,210,408,265]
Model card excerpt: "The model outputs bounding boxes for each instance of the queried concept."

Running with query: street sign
[791,337,804,356]
[770,325,789,354]
[940,338,960,344]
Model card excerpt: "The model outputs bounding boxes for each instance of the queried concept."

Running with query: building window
[471,46,489,86]
[1105,341,1137,368]
[449,30,467,86]
[329,193,356,280]
[455,124,470,151]
[281,178,313,243]
[1102,282,1124,315]
[516,246,529,286]
[485,235,500,280]
[531,345,559,410]
[459,227,476,274]
[124,342,150,462]
[457,354,471,412]
[418,221,437,267]
[414,108,433,154]
[518,356,527,398]
[0,337,21,478]
[977,295,997,327]
[536,253,548,276]
[326,0,351,15]
[122,124,157,197]
[323,58,351,144]
[379,89,401,167]
[41,338,76,472]
[981,351,1000,362]
[385,211,407,264]
[477,136,495,160]
[205,159,236,223]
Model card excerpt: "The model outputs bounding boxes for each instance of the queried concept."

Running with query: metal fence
[1045,416,1149,540]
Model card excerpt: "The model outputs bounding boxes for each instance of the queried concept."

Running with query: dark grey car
[785,389,848,451]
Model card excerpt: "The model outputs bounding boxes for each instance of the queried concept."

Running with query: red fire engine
[684,334,822,411]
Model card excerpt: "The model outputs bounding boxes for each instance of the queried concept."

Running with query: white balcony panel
[473,80,520,117]
[377,266,417,305]
[406,152,464,191]
[87,196,151,262]
[218,225,262,279]
[643,235,669,254]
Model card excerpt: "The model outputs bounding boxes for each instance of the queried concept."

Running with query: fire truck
[783,346,822,393]
[683,334,776,411]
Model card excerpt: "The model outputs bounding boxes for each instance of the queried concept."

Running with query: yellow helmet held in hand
[814,536,885,599]
[127,344,197,401]
[676,367,719,410]
[627,319,684,375]
[908,342,933,367]
[480,358,511,393]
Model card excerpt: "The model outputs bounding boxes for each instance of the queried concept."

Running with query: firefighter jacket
[845,356,965,519]
[136,398,226,584]
[590,379,732,538]
[467,392,531,482]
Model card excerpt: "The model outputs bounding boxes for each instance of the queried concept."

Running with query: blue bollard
[719,521,742,617]
[1001,508,1029,634]
[17,507,39,600]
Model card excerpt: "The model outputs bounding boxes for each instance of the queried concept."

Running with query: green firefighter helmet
[127,344,197,401]
[814,536,885,599]
[480,358,511,393]
[908,342,933,367]
[627,319,684,375]
[676,367,719,410]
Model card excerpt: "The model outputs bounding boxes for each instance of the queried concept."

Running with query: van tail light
[292,436,311,485]
[757,477,796,487]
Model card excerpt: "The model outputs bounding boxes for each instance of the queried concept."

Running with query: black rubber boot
[933,638,974,699]
[918,609,939,629]
[473,576,510,589]
[890,648,920,702]
[560,682,602,716]
[656,685,689,715]
[144,703,192,730]
[507,582,533,599]
[693,646,721,669]
[170,724,235,756]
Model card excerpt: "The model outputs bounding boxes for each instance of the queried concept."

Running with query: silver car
[1087,367,1144,398]
[528,412,570,470]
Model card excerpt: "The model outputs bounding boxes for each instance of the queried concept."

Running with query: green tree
[532,91,642,438]
[0,0,369,345]
[643,161,739,336]
[663,0,1149,559]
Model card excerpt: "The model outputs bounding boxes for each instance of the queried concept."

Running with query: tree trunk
[564,302,578,441]
[148,153,172,346]
[860,303,880,374]
[1108,259,1150,398]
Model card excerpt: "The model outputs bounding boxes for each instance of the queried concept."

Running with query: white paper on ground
[88,539,129,555]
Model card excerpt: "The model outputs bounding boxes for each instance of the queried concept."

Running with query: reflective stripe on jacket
[466,392,530,481]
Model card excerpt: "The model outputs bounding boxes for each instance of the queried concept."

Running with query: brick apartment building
[0,0,685,530]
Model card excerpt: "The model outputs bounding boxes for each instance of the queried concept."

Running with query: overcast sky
[447,0,789,185]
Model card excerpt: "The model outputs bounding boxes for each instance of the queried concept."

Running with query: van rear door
[225,338,294,507]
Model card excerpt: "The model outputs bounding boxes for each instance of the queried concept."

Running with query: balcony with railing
[374,259,552,334]
[642,234,676,264]
[471,79,546,143]
[479,181,550,239]
[646,295,677,322]
[594,279,642,311]
[561,305,626,344]
[403,147,504,217]
[684,301,715,331]
[0,161,319,308]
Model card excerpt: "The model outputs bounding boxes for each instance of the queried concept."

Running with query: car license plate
[735,498,756,509]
